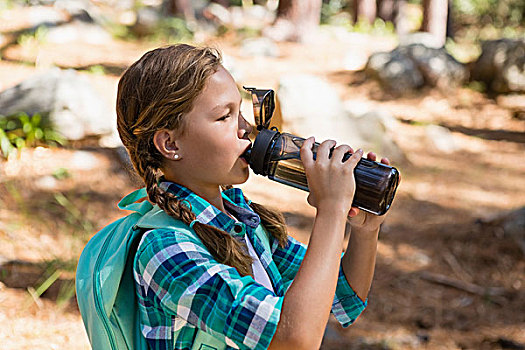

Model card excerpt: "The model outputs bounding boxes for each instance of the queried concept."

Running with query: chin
[230,170,250,185]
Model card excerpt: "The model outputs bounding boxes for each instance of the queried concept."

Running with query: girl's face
[166,65,253,193]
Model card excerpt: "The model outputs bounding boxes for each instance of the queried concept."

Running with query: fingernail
[357,148,363,154]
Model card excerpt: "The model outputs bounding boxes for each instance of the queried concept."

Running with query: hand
[347,152,391,232]
[300,137,363,215]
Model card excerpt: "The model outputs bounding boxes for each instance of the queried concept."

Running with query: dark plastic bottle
[243,128,400,215]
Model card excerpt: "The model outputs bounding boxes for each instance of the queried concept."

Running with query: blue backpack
[76,188,271,350]
[76,188,151,350]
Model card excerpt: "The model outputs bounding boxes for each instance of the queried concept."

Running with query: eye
[217,115,230,121]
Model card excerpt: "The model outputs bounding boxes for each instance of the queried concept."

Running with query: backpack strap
[118,188,152,214]
[134,205,228,350]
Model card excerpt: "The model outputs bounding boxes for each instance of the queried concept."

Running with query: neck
[195,187,226,213]
[164,176,227,214]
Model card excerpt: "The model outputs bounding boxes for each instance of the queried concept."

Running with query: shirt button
[233,225,243,233]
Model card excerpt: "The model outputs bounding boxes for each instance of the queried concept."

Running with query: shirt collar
[158,181,260,237]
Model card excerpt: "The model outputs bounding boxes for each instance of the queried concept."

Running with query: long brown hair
[116,44,287,276]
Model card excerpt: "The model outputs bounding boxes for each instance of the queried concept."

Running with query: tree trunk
[377,0,409,35]
[353,0,377,24]
[377,0,395,22]
[264,0,322,42]
[164,0,194,20]
[394,0,409,35]
[422,0,448,46]
[210,0,229,7]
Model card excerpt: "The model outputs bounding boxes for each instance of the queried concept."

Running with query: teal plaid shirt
[133,181,367,350]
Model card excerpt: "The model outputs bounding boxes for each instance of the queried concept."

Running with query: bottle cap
[249,128,279,175]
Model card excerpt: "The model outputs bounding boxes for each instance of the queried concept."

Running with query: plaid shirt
[133,181,367,350]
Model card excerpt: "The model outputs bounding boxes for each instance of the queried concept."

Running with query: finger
[381,157,390,165]
[344,148,363,169]
[332,144,352,163]
[317,139,336,163]
[366,151,377,161]
[300,137,315,168]
[348,207,360,217]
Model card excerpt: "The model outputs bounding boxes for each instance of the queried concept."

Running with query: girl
[116,44,390,350]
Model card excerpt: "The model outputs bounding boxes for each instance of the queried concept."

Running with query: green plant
[86,64,106,75]
[25,258,79,308]
[151,17,194,43]
[0,112,66,158]
[52,167,71,180]
[349,17,396,36]
[54,192,94,232]
[445,37,482,63]
[17,25,48,48]
[321,0,351,24]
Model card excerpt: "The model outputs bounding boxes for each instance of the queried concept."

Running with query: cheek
[183,124,239,167]
[190,137,236,168]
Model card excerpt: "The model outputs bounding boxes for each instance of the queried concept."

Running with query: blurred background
[0,0,524,349]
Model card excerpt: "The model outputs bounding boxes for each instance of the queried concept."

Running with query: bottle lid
[250,128,279,175]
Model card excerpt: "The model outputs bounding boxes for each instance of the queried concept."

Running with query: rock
[399,31,445,49]
[278,74,364,146]
[401,44,468,89]
[130,6,161,37]
[0,68,114,141]
[70,150,100,171]
[471,39,525,93]
[425,124,458,153]
[46,21,113,44]
[478,206,525,255]
[54,0,95,23]
[346,108,406,163]
[366,44,467,94]
[35,175,58,190]
[343,49,369,71]
[497,94,525,120]
[204,3,231,25]
[408,251,432,267]
[26,5,68,28]
[240,37,280,58]
[277,74,406,162]
[366,50,424,94]
[222,54,244,82]
[502,207,525,241]
[243,4,275,25]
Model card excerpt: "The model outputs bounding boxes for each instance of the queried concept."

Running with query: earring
[173,154,180,160]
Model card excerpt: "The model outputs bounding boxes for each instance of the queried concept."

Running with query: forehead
[194,66,240,110]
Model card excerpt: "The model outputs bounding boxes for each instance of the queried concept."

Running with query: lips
[240,143,252,163]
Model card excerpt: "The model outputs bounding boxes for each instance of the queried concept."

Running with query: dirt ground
[0,9,524,350]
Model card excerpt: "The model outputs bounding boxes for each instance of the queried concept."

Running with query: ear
[153,129,180,160]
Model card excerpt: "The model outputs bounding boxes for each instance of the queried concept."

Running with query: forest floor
[0,10,524,350]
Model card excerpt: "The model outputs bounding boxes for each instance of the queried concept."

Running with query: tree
[163,0,195,21]
[377,0,409,35]
[353,0,376,24]
[263,0,323,42]
[421,0,449,46]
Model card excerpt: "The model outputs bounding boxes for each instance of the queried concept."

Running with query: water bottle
[242,128,400,215]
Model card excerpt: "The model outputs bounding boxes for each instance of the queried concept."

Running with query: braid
[247,200,288,248]
[143,166,253,276]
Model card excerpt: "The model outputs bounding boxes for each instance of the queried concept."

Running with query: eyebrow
[210,98,243,114]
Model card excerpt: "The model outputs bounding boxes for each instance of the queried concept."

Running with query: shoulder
[134,227,208,267]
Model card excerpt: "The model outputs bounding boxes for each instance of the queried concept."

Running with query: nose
[238,113,253,139]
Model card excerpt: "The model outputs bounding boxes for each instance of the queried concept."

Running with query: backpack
[76,188,272,350]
